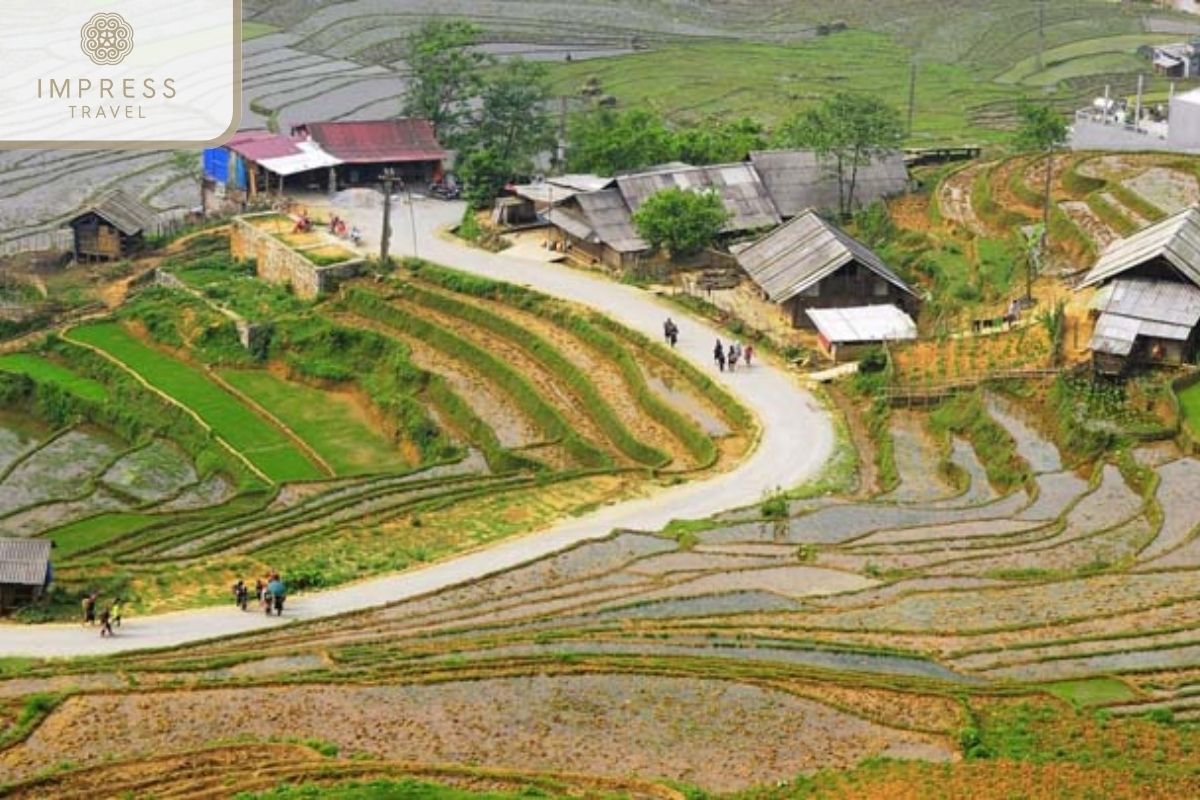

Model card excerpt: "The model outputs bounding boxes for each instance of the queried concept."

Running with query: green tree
[777,93,904,216]
[672,117,767,165]
[457,147,514,209]
[456,59,555,208]
[403,19,491,141]
[1014,101,1068,289]
[632,188,731,258]
[471,59,555,166]
[567,108,674,174]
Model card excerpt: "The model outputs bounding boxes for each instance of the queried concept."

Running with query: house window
[872,278,888,297]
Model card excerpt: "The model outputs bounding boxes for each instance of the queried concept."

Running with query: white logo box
[0,0,240,148]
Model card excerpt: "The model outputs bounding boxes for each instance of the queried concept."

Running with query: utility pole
[906,62,918,137]
[380,168,395,266]
[1036,0,1045,73]
[405,178,419,261]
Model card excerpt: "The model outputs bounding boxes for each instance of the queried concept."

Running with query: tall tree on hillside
[777,93,904,217]
[457,58,555,208]
[566,108,675,175]
[403,18,491,142]
[1013,100,1068,294]
[632,188,731,259]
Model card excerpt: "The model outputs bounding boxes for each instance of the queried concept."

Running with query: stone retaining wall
[232,214,364,301]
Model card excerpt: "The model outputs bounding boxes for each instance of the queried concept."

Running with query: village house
[203,129,342,209]
[292,119,446,190]
[1078,205,1200,375]
[546,188,649,270]
[1141,39,1200,78]
[735,209,920,330]
[66,189,157,263]
[747,149,910,218]
[203,119,446,212]
[807,304,918,362]
[0,538,51,613]
[544,162,781,269]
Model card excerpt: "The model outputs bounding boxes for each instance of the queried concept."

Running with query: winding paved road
[0,199,833,657]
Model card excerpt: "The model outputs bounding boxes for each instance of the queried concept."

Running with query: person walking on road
[98,605,114,637]
[744,343,754,367]
[664,318,678,348]
[728,342,740,371]
[110,598,123,628]
[266,574,286,617]
[714,340,725,372]
[81,593,97,627]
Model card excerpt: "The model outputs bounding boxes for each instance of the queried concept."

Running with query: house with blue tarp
[203,120,446,214]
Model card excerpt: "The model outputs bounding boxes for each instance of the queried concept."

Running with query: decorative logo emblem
[80,12,134,66]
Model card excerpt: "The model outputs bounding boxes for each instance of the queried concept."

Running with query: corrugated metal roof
[735,209,916,304]
[545,207,598,242]
[572,189,648,253]
[512,183,582,205]
[807,305,918,344]
[1088,277,1200,355]
[550,174,612,192]
[1099,278,1200,326]
[615,162,781,233]
[226,129,303,162]
[70,189,156,236]
[0,538,50,586]
[1080,205,1200,288]
[297,119,446,164]
[257,141,343,176]
[749,149,909,218]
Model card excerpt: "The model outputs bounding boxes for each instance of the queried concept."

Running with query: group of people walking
[81,592,122,637]
[713,339,753,372]
[233,573,287,616]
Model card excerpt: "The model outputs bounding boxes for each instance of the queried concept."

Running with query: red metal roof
[295,119,445,164]
[226,130,302,162]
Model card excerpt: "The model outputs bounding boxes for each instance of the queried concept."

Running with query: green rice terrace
[4,354,1200,796]
[2,235,1200,797]
[0,231,750,618]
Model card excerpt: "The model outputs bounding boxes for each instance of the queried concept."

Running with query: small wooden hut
[67,189,156,262]
[0,538,51,613]
[1078,205,1200,375]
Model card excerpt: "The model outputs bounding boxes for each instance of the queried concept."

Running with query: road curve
[0,199,833,657]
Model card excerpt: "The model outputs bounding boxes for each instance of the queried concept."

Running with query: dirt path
[937,163,987,234]
[0,199,833,657]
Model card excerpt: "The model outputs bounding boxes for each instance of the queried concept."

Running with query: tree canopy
[1013,101,1068,153]
[566,109,768,175]
[776,92,904,216]
[457,58,556,208]
[403,19,491,142]
[631,188,731,258]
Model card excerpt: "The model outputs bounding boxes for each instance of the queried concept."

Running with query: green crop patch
[219,370,410,476]
[0,354,108,403]
[45,512,158,558]
[68,323,325,483]
[1041,677,1137,707]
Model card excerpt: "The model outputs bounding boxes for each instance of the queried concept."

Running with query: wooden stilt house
[67,189,157,262]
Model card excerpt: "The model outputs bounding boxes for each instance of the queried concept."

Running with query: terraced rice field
[0,232,745,618]
[4,379,1200,796]
[68,322,327,483]
[3,0,1197,255]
